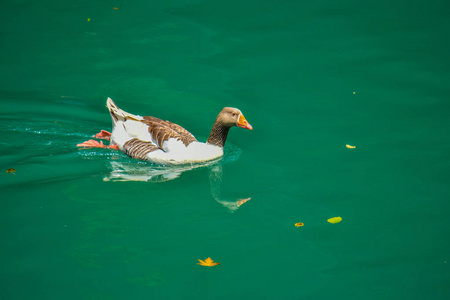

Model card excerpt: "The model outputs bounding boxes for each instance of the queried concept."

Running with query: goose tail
[106,97,142,127]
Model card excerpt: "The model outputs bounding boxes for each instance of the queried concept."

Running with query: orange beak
[237,114,253,130]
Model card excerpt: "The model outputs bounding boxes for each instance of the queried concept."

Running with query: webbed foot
[93,130,112,140]
[77,139,119,150]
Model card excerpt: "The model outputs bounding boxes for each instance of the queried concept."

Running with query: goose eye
[232,113,236,117]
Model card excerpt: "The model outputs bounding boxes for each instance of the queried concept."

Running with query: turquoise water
[1,0,450,299]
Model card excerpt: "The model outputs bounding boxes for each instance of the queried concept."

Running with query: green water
[1,0,449,299]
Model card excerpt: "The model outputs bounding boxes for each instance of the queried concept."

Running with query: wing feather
[123,138,159,160]
[142,116,197,147]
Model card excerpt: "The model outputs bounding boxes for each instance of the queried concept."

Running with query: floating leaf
[346,144,356,149]
[295,222,304,227]
[327,217,342,224]
[113,7,119,10]
[6,168,16,173]
[197,257,220,267]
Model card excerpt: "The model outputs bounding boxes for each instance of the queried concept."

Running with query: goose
[77,98,252,165]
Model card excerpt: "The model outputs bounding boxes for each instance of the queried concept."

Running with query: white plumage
[97,98,252,165]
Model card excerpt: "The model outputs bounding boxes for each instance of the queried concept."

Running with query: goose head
[207,107,252,147]
[217,107,253,130]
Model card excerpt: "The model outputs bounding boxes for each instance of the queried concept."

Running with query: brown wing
[142,116,197,147]
[123,138,159,160]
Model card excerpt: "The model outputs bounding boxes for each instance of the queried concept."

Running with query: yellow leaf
[294,222,304,227]
[327,217,342,224]
[6,168,15,173]
[197,257,220,267]
[346,144,356,149]
[87,18,91,22]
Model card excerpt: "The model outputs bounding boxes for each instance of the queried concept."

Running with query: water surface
[1,1,449,299]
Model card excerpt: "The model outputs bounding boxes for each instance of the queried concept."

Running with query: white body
[108,98,223,165]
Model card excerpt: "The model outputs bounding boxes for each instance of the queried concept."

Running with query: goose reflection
[103,159,217,183]
[209,165,251,211]
[103,157,250,211]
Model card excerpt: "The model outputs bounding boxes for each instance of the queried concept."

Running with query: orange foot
[77,139,119,150]
[93,130,112,140]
